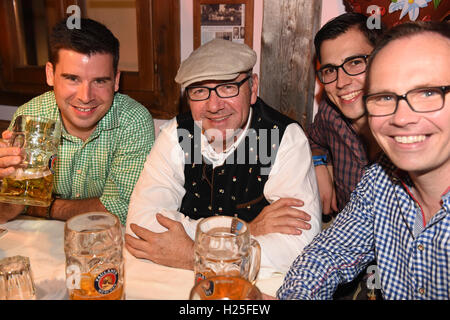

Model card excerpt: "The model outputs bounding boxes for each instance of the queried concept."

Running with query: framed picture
[193,0,254,49]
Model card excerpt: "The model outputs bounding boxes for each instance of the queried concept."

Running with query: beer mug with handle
[0,115,61,206]
[194,216,261,284]
[64,212,124,300]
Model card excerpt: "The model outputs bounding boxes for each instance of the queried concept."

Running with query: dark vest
[176,97,296,223]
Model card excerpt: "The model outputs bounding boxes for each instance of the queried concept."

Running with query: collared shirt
[277,155,450,300]
[307,99,370,211]
[11,91,155,225]
[126,106,322,278]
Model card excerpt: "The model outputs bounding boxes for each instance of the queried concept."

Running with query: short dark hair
[314,13,384,62]
[49,18,120,73]
[366,21,450,90]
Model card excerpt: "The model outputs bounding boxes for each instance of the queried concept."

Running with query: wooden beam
[259,0,321,129]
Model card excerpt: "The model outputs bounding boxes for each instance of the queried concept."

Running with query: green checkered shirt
[10,91,155,225]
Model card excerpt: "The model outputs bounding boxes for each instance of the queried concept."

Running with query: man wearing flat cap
[125,39,321,277]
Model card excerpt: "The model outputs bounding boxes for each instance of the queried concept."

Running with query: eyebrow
[367,84,445,95]
[60,73,113,82]
[320,54,368,69]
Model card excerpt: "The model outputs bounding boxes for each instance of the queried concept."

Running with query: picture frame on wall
[193,0,254,49]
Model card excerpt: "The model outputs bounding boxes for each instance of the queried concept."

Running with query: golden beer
[70,272,124,300]
[195,259,242,283]
[190,276,262,300]
[0,171,53,206]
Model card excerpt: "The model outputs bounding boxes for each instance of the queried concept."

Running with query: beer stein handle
[248,238,261,284]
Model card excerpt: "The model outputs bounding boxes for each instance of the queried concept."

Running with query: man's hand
[0,203,25,224]
[0,130,24,178]
[315,165,338,215]
[125,213,195,270]
[249,198,311,237]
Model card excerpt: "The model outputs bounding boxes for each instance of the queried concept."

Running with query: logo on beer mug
[94,269,119,295]
[48,154,58,174]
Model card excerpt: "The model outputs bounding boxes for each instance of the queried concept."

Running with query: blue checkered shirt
[277,155,450,300]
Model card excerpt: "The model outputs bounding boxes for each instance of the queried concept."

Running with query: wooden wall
[259,0,322,129]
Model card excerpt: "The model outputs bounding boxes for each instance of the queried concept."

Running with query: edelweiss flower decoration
[389,0,433,21]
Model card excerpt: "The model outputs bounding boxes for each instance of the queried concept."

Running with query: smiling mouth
[73,106,96,113]
[208,115,230,122]
[340,90,362,101]
[394,135,426,144]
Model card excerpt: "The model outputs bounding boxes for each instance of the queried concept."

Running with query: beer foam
[10,168,52,180]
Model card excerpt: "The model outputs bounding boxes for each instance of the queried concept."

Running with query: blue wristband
[312,154,327,166]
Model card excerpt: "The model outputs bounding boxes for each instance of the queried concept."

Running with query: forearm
[27,198,108,221]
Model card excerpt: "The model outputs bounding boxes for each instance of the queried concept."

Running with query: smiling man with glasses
[278,21,450,300]
[307,13,384,220]
[125,39,321,276]
[306,13,385,300]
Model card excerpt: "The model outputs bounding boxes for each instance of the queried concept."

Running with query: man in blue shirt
[278,21,450,299]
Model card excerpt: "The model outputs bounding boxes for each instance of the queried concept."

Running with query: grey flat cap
[175,39,257,88]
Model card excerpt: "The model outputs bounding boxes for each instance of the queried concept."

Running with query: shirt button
[76,169,82,174]
[418,244,424,251]
[419,288,425,295]
[75,193,80,198]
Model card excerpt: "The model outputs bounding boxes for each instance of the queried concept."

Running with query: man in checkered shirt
[278,21,450,300]
[0,18,154,225]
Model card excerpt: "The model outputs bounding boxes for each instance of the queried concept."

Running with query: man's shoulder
[252,97,298,130]
[315,99,346,123]
[359,155,398,188]
[18,91,57,115]
[175,111,194,131]
[113,93,153,121]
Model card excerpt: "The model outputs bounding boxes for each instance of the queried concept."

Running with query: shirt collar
[201,107,253,167]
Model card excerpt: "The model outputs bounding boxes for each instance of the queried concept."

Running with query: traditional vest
[176,98,296,223]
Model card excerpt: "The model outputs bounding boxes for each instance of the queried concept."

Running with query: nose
[390,98,420,126]
[335,67,352,89]
[205,89,224,113]
[77,82,94,104]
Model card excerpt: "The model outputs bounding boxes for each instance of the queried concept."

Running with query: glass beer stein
[189,275,262,300]
[0,255,36,300]
[194,216,261,284]
[64,212,124,300]
[0,115,61,206]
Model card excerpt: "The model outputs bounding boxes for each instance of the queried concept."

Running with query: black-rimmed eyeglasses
[316,55,370,84]
[186,76,251,101]
[364,86,450,117]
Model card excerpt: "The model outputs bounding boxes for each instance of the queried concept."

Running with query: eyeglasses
[186,76,251,101]
[364,86,450,117]
[316,55,370,84]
